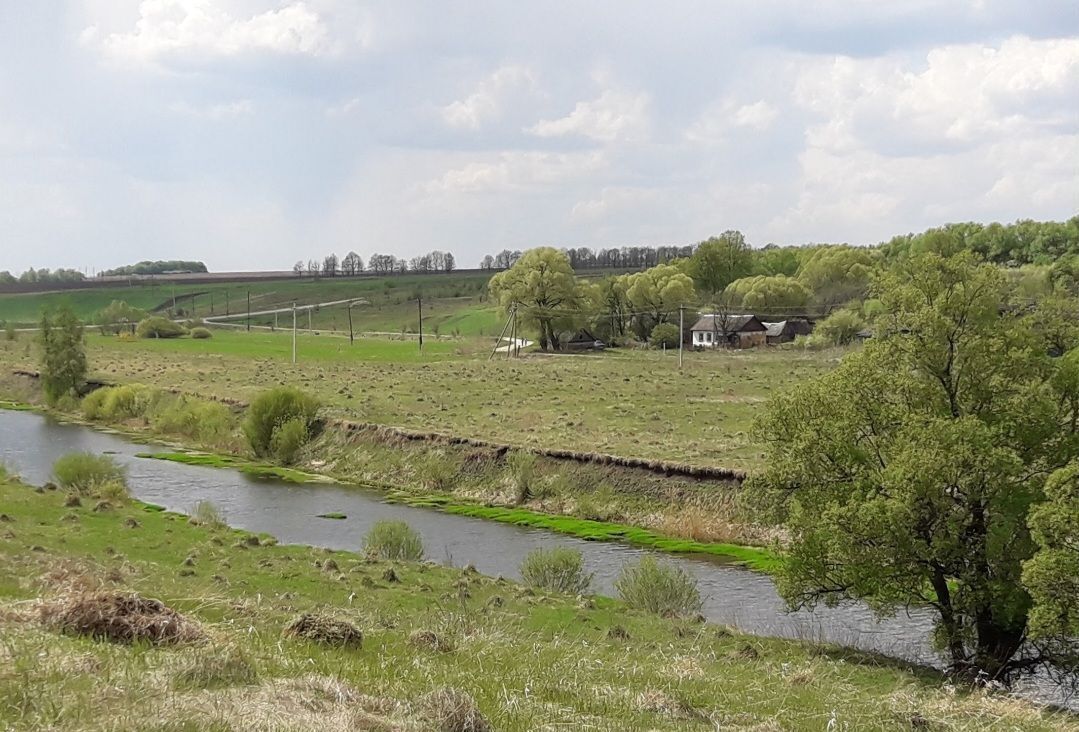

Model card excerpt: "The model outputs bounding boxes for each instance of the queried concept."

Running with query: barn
[690,314,767,349]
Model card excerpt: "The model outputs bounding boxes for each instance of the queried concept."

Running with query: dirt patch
[39,591,204,645]
[283,612,363,648]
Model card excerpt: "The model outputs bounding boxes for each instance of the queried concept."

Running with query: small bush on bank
[135,317,187,339]
[615,556,703,617]
[520,547,592,595]
[363,520,424,561]
[189,500,224,529]
[507,450,536,503]
[53,453,127,495]
[152,396,235,444]
[649,322,681,349]
[243,387,320,459]
[82,384,151,422]
[189,327,212,339]
[270,417,308,465]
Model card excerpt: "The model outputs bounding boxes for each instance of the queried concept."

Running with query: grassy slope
[0,331,840,470]
[1,479,1070,732]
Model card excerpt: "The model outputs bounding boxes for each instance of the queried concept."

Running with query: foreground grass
[0,332,842,469]
[1,480,1072,731]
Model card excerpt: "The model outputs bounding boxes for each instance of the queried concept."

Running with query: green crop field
[0,476,1067,731]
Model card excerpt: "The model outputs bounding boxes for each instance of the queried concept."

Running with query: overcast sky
[1,1,1077,272]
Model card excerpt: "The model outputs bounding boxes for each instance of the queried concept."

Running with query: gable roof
[763,321,787,338]
[690,314,766,333]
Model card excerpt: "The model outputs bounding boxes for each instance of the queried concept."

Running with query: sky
[0,1,1077,273]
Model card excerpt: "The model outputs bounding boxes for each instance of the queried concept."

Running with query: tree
[480,255,495,271]
[725,275,811,313]
[443,252,456,273]
[488,247,582,351]
[623,264,695,340]
[587,276,629,342]
[797,245,879,312]
[322,254,338,277]
[752,245,802,277]
[341,251,363,276]
[687,231,752,298]
[649,322,681,349]
[804,308,864,348]
[750,253,1079,686]
[306,259,319,276]
[1028,294,1079,356]
[1023,460,1079,677]
[292,261,304,276]
[94,300,147,335]
[39,306,87,406]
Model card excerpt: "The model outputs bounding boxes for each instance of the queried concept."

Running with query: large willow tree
[752,253,1079,686]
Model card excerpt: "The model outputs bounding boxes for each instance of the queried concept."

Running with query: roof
[763,321,787,338]
[566,328,600,343]
[689,314,766,333]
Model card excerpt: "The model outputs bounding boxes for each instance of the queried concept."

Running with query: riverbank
[0,371,781,570]
[1,477,1070,731]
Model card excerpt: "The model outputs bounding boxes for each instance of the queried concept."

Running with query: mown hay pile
[40,591,204,645]
[418,687,490,732]
[282,613,363,648]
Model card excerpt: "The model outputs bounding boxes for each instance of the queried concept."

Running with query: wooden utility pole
[273,312,278,331]
[225,290,230,316]
[210,292,214,315]
[172,286,177,315]
[417,296,423,353]
[678,306,684,370]
[308,308,312,331]
[246,290,251,332]
[348,301,355,345]
[513,303,519,358]
[291,303,297,364]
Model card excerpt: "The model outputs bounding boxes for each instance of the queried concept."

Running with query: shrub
[270,417,308,465]
[135,316,187,339]
[242,387,320,458]
[94,301,146,336]
[52,453,127,495]
[649,322,681,349]
[507,450,536,503]
[152,396,234,443]
[615,556,703,617]
[81,384,150,422]
[520,547,593,595]
[189,327,212,339]
[189,500,224,529]
[3,322,15,341]
[363,520,424,561]
[805,309,864,348]
[39,306,86,405]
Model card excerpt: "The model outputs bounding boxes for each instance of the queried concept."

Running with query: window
[705,332,712,343]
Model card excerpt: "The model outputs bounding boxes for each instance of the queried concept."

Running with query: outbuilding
[762,318,813,345]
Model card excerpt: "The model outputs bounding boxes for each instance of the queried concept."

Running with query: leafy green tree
[488,247,582,351]
[649,322,681,349]
[95,300,147,335]
[688,231,752,298]
[623,264,695,340]
[751,253,1079,685]
[587,276,629,342]
[725,275,811,312]
[1023,461,1079,671]
[39,306,87,405]
[805,308,864,348]
[1028,294,1079,355]
[797,245,879,312]
[752,245,802,277]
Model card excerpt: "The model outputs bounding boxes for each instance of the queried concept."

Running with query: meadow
[1,476,1071,731]
[0,328,842,470]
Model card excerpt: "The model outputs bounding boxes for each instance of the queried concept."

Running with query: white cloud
[169,98,252,119]
[733,100,778,130]
[528,89,650,143]
[441,65,536,130]
[89,0,331,63]
[424,151,606,194]
[325,97,361,117]
[685,98,779,144]
[570,186,663,222]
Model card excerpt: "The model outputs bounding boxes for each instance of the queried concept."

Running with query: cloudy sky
[1,1,1077,272]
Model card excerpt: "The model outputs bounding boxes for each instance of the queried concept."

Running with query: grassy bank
[1,477,1071,731]
[0,330,843,470]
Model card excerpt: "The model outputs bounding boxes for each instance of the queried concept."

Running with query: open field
[0,272,503,336]
[0,329,842,470]
[1,476,1072,731]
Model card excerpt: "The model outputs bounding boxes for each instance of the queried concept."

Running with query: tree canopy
[751,253,1079,685]
[488,247,582,351]
[622,264,696,340]
[687,231,753,298]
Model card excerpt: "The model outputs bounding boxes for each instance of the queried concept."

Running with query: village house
[762,318,814,345]
[690,314,767,349]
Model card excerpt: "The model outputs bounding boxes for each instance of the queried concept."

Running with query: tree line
[293,250,457,277]
[99,260,208,277]
[0,268,85,285]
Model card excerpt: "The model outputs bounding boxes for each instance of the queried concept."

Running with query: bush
[151,396,234,443]
[507,450,537,504]
[189,500,224,529]
[189,327,212,339]
[270,417,308,465]
[82,384,150,422]
[94,301,146,336]
[615,556,703,617]
[649,322,681,349]
[242,387,320,458]
[135,317,187,339]
[805,309,864,348]
[363,520,424,561]
[53,453,127,495]
[520,547,593,595]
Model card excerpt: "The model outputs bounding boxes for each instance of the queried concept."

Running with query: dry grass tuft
[172,643,258,690]
[39,591,204,645]
[408,628,455,653]
[283,612,363,648]
[635,689,699,720]
[418,687,490,732]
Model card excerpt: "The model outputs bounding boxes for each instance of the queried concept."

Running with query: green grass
[0,478,1071,731]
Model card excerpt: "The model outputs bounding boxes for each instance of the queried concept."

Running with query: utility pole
[172,285,177,316]
[505,303,515,360]
[513,303,519,358]
[348,301,354,345]
[417,295,423,353]
[246,290,251,332]
[291,302,297,365]
[226,290,230,316]
[308,308,312,331]
[273,312,278,332]
[210,292,214,315]
[678,306,684,370]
